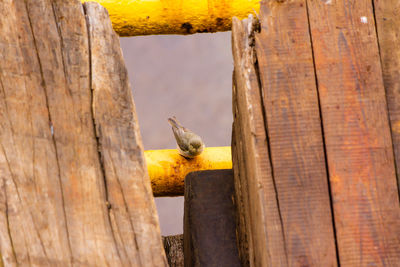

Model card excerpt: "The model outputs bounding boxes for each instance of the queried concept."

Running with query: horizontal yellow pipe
[82,0,260,36]
[145,146,232,196]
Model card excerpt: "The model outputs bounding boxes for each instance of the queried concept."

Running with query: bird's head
[188,137,204,156]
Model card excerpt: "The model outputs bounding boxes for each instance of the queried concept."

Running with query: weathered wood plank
[373,0,400,192]
[307,0,400,265]
[231,16,286,267]
[254,1,338,266]
[232,80,251,267]
[0,0,76,265]
[25,1,122,264]
[184,170,240,267]
[0,0,166,265]
[85,2,167,266]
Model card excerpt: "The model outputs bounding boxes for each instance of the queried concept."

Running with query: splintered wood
[0,0,166,266]
[232,0,400,266]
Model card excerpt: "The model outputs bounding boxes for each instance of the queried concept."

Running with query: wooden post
[184,170,240,267]
[0,1,166,265]
[307,0,400,265]
[373,0,400,192]
[232,16,286,267]
[255,1,338,266]
[232,0,400,266]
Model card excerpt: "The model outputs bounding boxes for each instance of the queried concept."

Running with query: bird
[168,116,204,158]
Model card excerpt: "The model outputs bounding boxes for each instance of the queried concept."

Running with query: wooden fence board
[373,0,400,192]
[86,3,167,266]
[0,1,166,265]
[26,1,123,264]
[232,90,252,266]
[307,0,400,265]
[254,1,337,266]
[0,0,78,264]
[232,16,287,267]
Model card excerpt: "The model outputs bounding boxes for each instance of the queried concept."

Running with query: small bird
[168,116,204,158]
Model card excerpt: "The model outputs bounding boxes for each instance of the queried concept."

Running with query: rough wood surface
[184,170,240,267]
[307,0,400,265]
[374,0,400,192]
[232,16,286,267]
[232,1,400,266]
[86,3,167,266]
[0,0,166,266]
[163,235,184,267]
[254,1,338,266]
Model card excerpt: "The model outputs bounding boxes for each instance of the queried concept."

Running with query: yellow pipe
[145,146,232,196]
[82,0,260,36]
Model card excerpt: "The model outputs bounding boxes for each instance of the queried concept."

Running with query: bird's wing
[171,127,189,151]
[168,117,190,151]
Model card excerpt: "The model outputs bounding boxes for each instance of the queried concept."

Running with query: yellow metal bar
[146,146,232,196]
[82,0,260,36]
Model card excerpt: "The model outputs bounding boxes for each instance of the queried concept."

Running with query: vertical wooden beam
[255,1,337,265]
[373,0,400,192]
[85,2,167,266]
[0,0,73,264]
[25,0,122,264]
[184,170,240,267]
[232,16,287,266]
[0,0,167,265]
[307,0,400,265]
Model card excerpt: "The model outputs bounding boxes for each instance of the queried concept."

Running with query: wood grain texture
[232,16,287,267]
[231,119,249,266]
[85,2,167,266]
[307,0,400,265]
[373,0,400,192]
[255,1,337,266]
[163,235,184,267]
[0,0,78,265]
[30,1,120,264]
[0,0,166,266]
[184,170,240,267]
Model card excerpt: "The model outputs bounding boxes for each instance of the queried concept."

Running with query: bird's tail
[167,116,181,129]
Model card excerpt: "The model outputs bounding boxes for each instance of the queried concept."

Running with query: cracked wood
[0,0,166,266]
[231,0,400,266]
[232,15,287,267]
[307,0,400,265]
[254,1,337,266]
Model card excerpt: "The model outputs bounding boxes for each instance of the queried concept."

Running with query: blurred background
[120,32,233,235]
